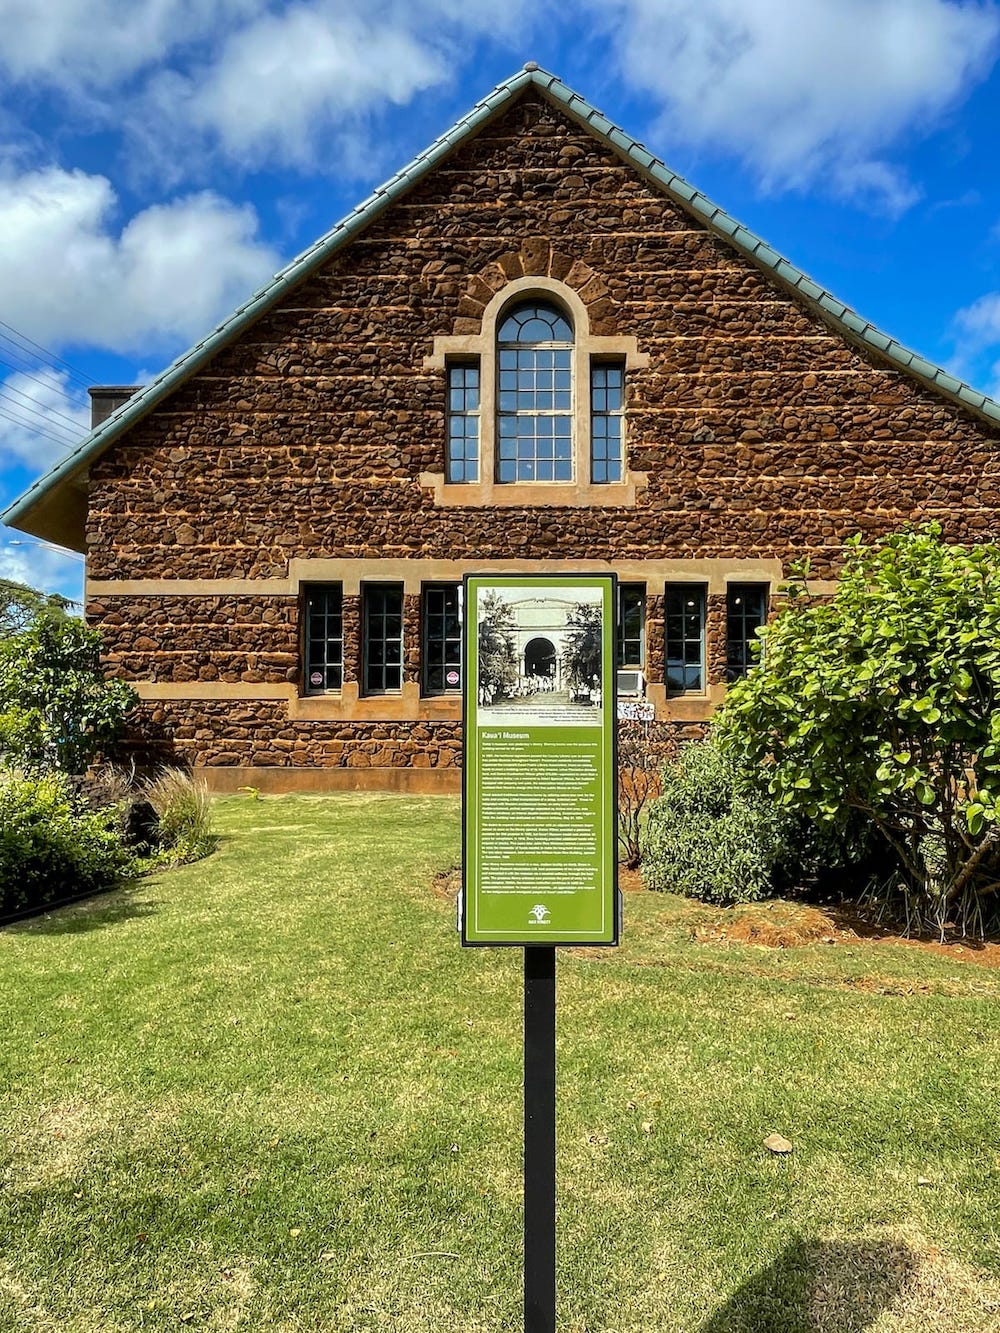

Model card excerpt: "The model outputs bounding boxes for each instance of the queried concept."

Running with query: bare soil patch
[689,898,1000,968]
[431,865,1000,966]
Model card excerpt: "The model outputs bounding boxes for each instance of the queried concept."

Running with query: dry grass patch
[810,1226,1000,1333]
[15,1099,114,1185]
[691,901,839,949]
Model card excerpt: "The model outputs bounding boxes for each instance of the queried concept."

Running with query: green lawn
[1,794,999,1332]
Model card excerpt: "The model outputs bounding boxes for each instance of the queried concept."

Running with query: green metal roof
[6,62,1000,550]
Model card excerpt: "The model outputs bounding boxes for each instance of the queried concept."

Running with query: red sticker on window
[310,672,323,686]
[446,671,460,685]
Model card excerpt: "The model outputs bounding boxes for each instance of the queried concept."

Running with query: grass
[1,793,999,1331]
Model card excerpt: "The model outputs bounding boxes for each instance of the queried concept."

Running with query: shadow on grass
[701,1235,919,1333]
[827,901,999,952]
[4,883,160,935]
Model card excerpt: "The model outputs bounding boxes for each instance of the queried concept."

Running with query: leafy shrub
[0,617,137,774]
[717,526,1000,936]
[142,767,216,864]
[0,769,136,917]
[642,740,796,905]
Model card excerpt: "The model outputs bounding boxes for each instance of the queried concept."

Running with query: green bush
[717,526,1000,936]
[642,740,796,905]
[0,616,137,774]
[142,767,216,864]
[0,770,136,917]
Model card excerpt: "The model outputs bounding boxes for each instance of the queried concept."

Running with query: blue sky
[4,0,1000,606]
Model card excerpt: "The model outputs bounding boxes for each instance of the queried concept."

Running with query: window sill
[418,472,648,508]
[288,683,462,722]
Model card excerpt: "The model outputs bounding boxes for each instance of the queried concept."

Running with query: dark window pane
[616,585,645,668]
[363,584,404,695]
[304,585,343,692]
[422,585,462,695]
[726,584,769,682]
[664,584,706,694]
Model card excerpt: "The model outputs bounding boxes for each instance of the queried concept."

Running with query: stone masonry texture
[83,91,1000,775]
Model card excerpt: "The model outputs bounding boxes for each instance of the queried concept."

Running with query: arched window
[496,300,574,483]
[425,275,648,507]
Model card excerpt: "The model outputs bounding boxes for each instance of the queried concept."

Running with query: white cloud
[182,7,446,169]
[133,0,536,177]
[0,165,280,353]
[0,368,90,471]
[0,0,535,180]
[952,291,1000,396]
[603,0,1000,211]
[0,0,260,91]
[0,0,992,204]
[955,291,1000,343]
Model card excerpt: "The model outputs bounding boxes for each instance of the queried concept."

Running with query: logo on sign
[446,670,460,685]
[528,904,551,924]
[310,672,323,686]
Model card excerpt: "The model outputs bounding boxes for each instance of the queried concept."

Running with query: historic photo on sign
[475,584,604,727]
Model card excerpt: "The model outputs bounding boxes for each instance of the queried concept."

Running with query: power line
[0,342,95,395]
[0,354,93,409]
[0,380,88,435]
[0,393,81,443]
[0,404,82,452]
[0,321,98,390]
[0,324,100,446]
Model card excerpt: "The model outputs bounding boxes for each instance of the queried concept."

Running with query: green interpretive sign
[461,574,619,947]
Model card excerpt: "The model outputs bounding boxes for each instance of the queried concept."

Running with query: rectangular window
[591,361,624,483]
[726,584,769,681]
[363,584,404,695]
[423,584,462,695]
[447,362,480,483]
[664,584,706,692]
[304,584,343,692]
[497,347,573,483]
[616,584,645,667]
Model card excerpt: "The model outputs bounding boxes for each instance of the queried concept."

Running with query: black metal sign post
[524,946,556,1333]
[461,575,620,1333]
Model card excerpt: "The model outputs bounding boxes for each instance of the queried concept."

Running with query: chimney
[89,386,143,429]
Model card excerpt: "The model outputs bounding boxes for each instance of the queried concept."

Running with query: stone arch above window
[421,274,649,508]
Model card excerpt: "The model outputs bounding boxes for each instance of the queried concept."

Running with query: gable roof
[6,62,1000,551]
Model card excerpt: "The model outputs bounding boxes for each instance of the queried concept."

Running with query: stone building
[6,64,1000,792]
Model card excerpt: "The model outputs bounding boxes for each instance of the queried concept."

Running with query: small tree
[0,617,137,774]
[717,527,1000,935]
[477,592,518,701]
[617,713,676,868]
[0,577,75,637]
[562,602,602,691]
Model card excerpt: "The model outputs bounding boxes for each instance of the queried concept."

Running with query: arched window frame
[421,276,649,508]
